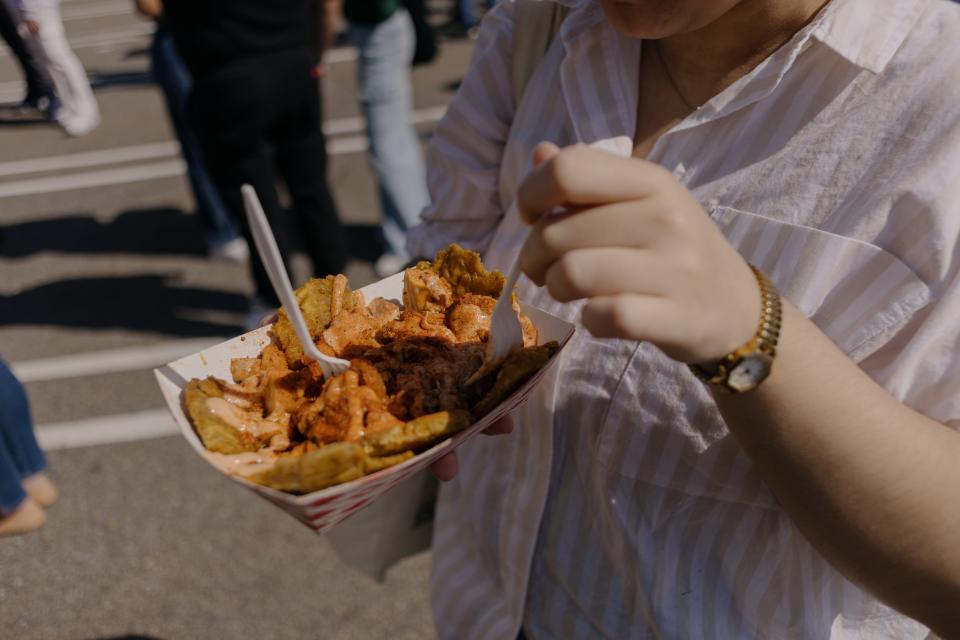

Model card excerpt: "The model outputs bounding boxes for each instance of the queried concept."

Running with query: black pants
[0,1,48,101]
[190,49,346,305]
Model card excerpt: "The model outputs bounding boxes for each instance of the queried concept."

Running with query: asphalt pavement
[0,2,475,637]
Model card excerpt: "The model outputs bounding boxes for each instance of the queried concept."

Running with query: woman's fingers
[431,452,459,482]
[580,294,677,342]
[520,200,665,285]
[429,416,514,482]
[531,141,561,168]
[542,247,668,302]
[483,414,514,435]
[517,145,668,224]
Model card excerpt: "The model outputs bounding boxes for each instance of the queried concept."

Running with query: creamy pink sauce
[205,397,278,438]
[203,450,276,477]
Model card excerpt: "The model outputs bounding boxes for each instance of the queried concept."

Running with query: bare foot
[0,499,46,537]
[22,473,59,508]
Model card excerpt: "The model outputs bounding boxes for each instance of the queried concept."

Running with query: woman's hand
[519,142,760,364]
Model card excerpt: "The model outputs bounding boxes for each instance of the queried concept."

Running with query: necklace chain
[653,40,699,112]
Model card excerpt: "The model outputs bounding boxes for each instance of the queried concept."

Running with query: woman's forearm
[715,301,960,634]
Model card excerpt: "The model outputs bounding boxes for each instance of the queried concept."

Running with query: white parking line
[0,107,445,195]
[36,409,178,450]
[12,337,224,383]
[0,142,179,178]
[0,158,186,198]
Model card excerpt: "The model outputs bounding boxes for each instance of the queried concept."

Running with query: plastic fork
[241,184,351,379]
[467,255,525,385]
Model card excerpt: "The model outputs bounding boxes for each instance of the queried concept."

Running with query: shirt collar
[809,0,921,74]
[550,0,920,148]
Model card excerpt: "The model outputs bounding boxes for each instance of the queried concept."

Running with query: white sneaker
[243,297,277,333]
[209,237,250,264]
[374,252,408,278]
[60,112,100,137]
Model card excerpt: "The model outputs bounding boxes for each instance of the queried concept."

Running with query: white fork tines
[241,184,351,379]
[467,257,525,385]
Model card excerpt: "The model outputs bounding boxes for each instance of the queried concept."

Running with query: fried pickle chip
[184,377,260,455]
[473,342,559,417]
[272,275,358,365]
[364,450,415,474]
[248,442,366,493]
[428,244,505,298]
[363,410,472,457]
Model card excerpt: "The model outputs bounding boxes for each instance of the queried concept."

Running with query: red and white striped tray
[154,272,575,534]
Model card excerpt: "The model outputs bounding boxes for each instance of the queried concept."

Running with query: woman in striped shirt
[408,0,960,637]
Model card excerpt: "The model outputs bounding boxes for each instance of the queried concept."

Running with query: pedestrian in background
[0,0,54,113]
[0,360,58,538]
[338,0,430,277]
[4,0,100,136]
[132,0,248,263]
[163,0,347,328]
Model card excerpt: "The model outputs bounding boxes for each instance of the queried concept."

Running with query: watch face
[728,353,773,393]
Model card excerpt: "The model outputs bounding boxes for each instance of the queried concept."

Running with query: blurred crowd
[0,0,491,536]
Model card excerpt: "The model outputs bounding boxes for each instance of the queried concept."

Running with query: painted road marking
[36,409,179,450]
[12,338,224,383]
[0,142,179,178]
[0,159,187,198]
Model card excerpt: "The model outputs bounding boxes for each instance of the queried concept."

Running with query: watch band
[689,265,782,392]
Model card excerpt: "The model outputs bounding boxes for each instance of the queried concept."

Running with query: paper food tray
[154,272,575,534]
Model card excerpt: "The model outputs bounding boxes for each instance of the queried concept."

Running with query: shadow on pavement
[0,104,48,127]
[0,274,246,336]
[0,208,208,258]
[87,70,154,90]
[89,636,165,640]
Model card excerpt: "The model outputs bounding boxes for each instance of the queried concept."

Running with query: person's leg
[0,0,51,104]
[457,0,475,28]
[0,360,50,534]
[0,361,47,483]
[150,26,243,252]
[272,54,348,278]
[191,64,292,307]
[28,5,99,134]
[352,11,429,266]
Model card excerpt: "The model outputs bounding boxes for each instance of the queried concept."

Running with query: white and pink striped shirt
[407,0,960,637]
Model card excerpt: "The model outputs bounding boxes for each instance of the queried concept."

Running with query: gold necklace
[653,40,699,111]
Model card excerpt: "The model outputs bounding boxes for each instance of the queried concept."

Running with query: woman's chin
[597,0,740,39]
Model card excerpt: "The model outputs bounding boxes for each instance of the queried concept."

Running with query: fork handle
[241,185,315,355]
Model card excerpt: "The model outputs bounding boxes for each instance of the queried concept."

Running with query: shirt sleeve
[405,0,517,261]
[858,261,960,428]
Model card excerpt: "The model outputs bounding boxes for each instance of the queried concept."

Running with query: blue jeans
[351,11,430,260]
[0,361,46,516]
[457,0,495,28]
[151,25,241,249]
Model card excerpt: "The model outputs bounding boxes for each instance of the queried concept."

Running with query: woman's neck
[633,0,829,158]
[657,0,830,108]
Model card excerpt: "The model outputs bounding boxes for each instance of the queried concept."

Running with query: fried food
[273,274,360,366]
[430,244,505,298]
[364,410,472,457]
[473,342,560,417]
[249,442,366,493]
[184,245,558,495]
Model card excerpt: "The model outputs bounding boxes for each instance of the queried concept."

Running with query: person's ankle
[22,473,58,508]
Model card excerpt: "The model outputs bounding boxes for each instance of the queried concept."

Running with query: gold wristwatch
[689,265,782,393]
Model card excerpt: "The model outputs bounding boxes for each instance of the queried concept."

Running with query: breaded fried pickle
[473,342,559,417]
[364,410,472,457]
[428,244,505,298]
[272,274,358,365]
[249,442,366,493]
[184,377,260,455]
